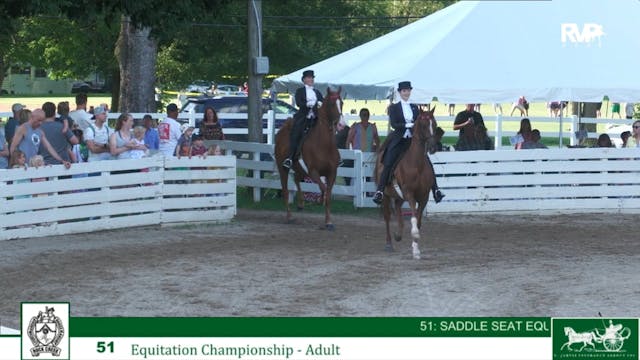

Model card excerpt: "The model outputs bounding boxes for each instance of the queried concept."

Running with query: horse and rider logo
[553,318,638,360]
[21,303,69,360]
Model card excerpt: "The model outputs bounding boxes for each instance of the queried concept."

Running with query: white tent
[273,0,640,104]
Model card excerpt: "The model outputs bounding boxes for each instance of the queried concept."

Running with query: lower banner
[0,305,636,360]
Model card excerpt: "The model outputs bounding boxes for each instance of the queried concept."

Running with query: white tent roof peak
[273,0,640,104]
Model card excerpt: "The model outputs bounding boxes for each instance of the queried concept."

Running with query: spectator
[548,101,562,117]
[4,103,23,147]
[611,102,621,119]
[56,101,73,134]
[0,136,8,169]
[9,149,26,169]
[513,118,532,150]
[347,108,379,152]
[434,127,446,152]
[39,102,78,165]
[9,108,71,168]
[620,131,631,148]
[190,134,207,157]
[595,102,602,118]
[129,126,148,159]
[199,106,224,140]
[176,125,194,158]
[521,129,548,149]
[68,92,94,132]
[158,103,182,157]
[627,120,640,148]
[625,103,635,119]
[71,128,86,163]
[453,103,491,151]
[594,133,614,148]
[17,108,31,125]
[447,104,455,116]
[84,105,113,162]
[110,113,143,159]
[142,114,159,151]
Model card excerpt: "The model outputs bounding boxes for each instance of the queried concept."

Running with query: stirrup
[373,191,383,205]
[282,158,292,169]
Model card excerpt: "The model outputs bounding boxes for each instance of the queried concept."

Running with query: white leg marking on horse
[411,216,419,238]
[412,241,421,260]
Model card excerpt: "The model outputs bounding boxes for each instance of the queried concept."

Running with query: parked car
[71,81,106,93]
[215,84,243,95]
[179,95,297,141]
[185,80,214,94]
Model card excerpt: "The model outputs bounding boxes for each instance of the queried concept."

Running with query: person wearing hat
[158,103,183,157]
[282,69,324,169]
[4,103,24,147]
[372,81,445,205]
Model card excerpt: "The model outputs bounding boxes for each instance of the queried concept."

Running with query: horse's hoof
[384,243,394,252]
[394,234,402,242]
[325,223,335,231]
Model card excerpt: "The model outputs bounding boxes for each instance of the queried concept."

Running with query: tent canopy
[273,0,640,104]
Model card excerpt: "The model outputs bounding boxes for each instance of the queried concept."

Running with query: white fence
[213,140,640,214]
[0,156,236,241]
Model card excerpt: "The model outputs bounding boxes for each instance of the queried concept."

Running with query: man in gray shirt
[39,102,79,164]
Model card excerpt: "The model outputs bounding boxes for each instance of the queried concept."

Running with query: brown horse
[275,87,343,230]
[374,108,438,259]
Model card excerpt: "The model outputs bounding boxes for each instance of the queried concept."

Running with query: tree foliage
[2,0,454,96]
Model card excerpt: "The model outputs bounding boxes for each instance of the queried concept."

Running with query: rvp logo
[561,23,604,46]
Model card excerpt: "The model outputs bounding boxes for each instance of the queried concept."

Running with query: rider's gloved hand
[306,100,316,108]
[405,122,414,128]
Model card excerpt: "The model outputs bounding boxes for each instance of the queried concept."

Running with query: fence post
[266,110,275,145]
[570,115,578,146]
[494,114,502,149]
[353,150,363,207]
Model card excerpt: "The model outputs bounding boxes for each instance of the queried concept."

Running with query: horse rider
[282,69,324,169]
[373,81,445,205]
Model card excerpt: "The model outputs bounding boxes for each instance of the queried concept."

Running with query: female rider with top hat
[372,81,445,205]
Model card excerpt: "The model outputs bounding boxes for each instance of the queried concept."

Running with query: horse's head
[318,86,343,130]
[564,327,572,336]
[413,107,438,154]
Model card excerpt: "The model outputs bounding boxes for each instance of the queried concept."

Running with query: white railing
[211,140,640,214]
[0,156,236,241]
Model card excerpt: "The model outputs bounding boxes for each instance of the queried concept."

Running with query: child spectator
[56,101,72,134]
[71,128,87,163]
[10,149,27,169]
[621,131,631,148]
[129,126,149,159]
[190,135,207,158]
[176,125,194,158]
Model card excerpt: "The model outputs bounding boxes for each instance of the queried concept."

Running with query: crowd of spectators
[0,95,229,170]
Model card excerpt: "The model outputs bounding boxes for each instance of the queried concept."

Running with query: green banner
[69,317,550,337]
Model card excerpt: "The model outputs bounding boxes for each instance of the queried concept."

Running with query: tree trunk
[115,15,158,113]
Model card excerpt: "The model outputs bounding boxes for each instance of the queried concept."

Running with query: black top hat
[301,70,315,81]
[397,81,412,91]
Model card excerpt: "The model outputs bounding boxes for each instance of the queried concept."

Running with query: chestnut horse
[374,109,438,259]
[275,87,343,230]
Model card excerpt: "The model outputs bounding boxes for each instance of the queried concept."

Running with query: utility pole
[247,0,267,143]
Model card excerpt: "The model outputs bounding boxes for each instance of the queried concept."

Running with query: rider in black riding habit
[282,69,324,169]
[373,81,445,205]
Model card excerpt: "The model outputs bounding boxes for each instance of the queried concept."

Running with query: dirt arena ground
[1,209,638,329]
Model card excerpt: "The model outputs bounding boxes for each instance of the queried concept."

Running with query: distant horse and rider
[275,70,343,230]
